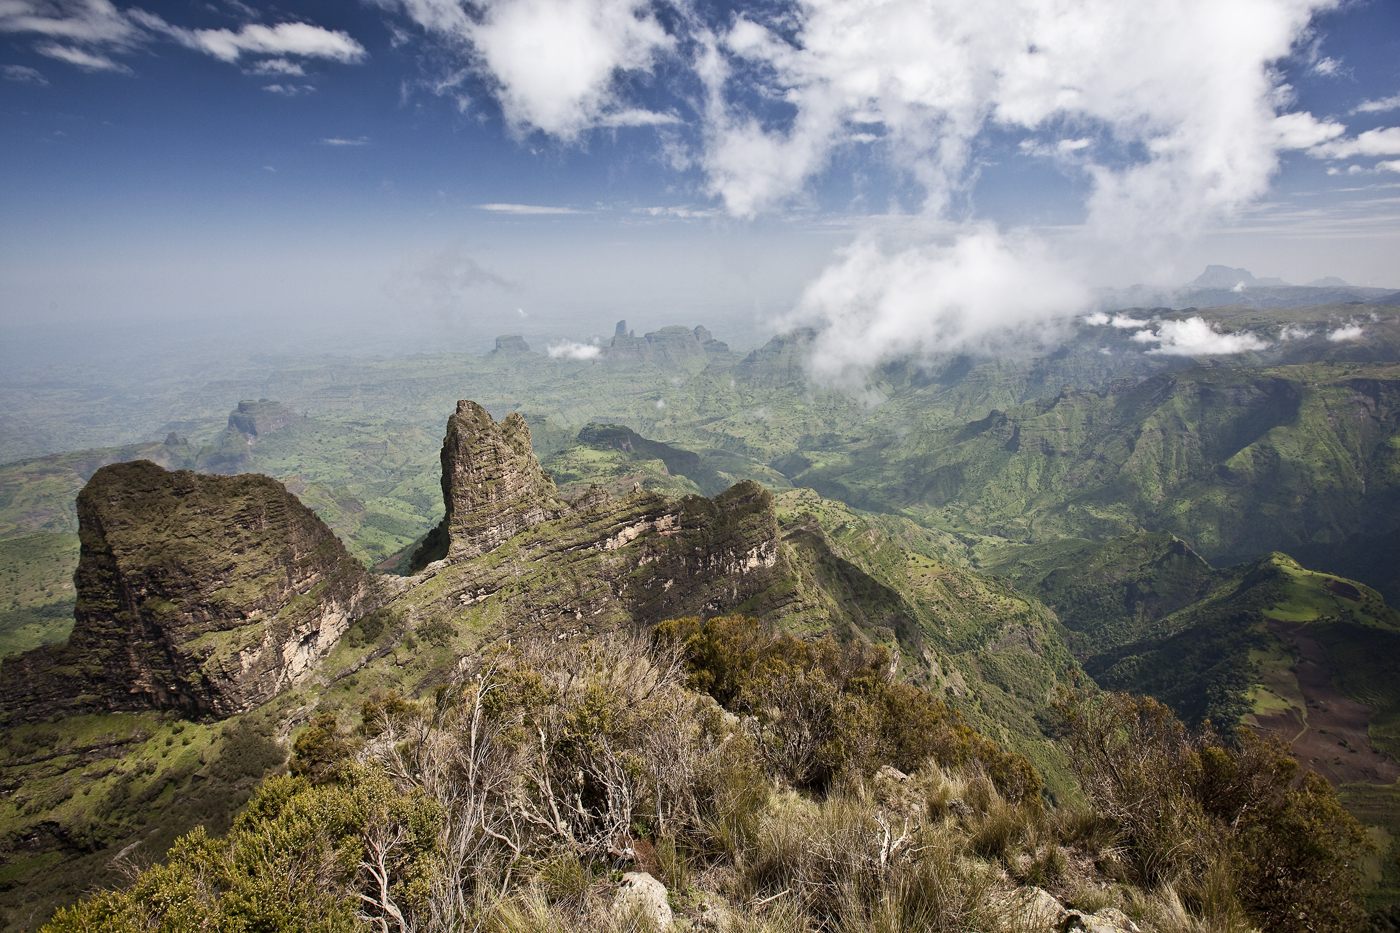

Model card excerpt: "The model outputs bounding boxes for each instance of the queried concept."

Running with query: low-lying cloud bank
[547,341,602,360]
[375,0,1374,379]
[794,229,1087,384]
[1131,318,1270,357]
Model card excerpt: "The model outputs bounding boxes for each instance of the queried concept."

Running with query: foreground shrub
[44,769,436,933]
[1055,689,1372,933]
[654,614,1040,802]
[56,625,1370,933]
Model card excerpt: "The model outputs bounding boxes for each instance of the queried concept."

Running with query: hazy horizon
[3,0,1400,398]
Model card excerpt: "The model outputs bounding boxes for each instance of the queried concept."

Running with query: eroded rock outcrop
[599,324,726,364]
[440,400,567,560]
[0,461,375,721]
[227,399,302,437]
[408,401,789,631]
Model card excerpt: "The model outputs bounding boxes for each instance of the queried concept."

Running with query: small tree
[1054,688,1372,932]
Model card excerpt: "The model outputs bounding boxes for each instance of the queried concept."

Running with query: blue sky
[2,0,1399,368]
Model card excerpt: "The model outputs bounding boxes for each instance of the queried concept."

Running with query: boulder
[614,871,671,929]
[1019,887,1070,929]
[1061,906,1142,932]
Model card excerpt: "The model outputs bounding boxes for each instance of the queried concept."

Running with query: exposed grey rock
[1060,906,1141,932]
[409,401,789,631]
[614,871,671,929]
[1018,887,1070,929]
[438,400,567,561]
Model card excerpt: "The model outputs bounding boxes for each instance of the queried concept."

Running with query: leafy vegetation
[655,614,1039,799]
[40,632,1376,933]
[1056,689,1372,933]
[5,305,1400,927]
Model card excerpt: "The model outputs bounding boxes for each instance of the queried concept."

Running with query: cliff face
[407,401,790,632]
[227,399,301,437]
[0,400,790,722]
[439,400,567,560]
[0,461,374,721]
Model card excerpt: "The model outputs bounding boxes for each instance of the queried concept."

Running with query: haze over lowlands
[3,1,1400,931]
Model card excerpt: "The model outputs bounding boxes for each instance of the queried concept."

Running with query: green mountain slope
[793,362,1400,568]
[996,533,1400,785]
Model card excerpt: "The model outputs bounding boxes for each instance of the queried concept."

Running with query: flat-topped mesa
[228,398,301,437]
[0,461,375,722]
[440,400,568,560]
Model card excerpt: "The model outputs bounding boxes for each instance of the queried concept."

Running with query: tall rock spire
[437,401,565,561]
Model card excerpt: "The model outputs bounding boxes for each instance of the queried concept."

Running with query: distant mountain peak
[1192,265,1257,288]
[1190,266,1293,290]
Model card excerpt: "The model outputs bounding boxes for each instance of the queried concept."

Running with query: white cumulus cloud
[1131,317,1269,356]
[2,64,47,83]
[0,0,139,46]
[476,203,587,214]
[1353,93,1400,115]
[3,2,366,75]
[35,41,128,71]
[1327,324,1364,342]
[548,341,602,359]
[1109,314,1149,329]
[163,20,366,64]
[689,0,1343,380]
[792,228,1089,385]
[1310,126,1400,159]
[694,0,1338,233]
[380,0,674,139]
[597,109,682,127]
[248,58,306,76]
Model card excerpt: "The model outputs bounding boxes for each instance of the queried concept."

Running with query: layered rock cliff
[432,400,569,562]
[405,401,790,631]
[0,461,375,721]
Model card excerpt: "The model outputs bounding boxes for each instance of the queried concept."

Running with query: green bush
[1055,688,1372,932]
[655,614,1040,801]
[45,770,438,933]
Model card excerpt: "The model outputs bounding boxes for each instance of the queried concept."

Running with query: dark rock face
[0,461,375,721]
[227,399,301,438]
[421,477,787,636]
[438,401,567,561]
[409,400,790,630]
[494,335,532,353]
